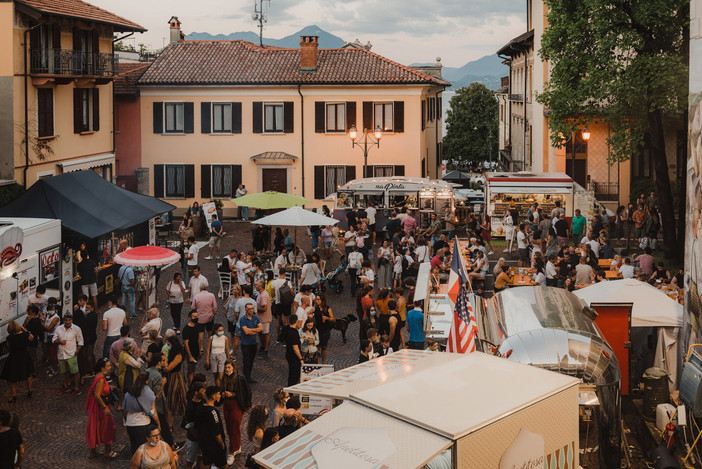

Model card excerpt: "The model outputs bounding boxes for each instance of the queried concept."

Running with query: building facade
[0,0,144,187]
[135,28,448,212]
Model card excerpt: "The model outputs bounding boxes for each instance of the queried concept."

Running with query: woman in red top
[85,358,117,459]
[360,286,375,321]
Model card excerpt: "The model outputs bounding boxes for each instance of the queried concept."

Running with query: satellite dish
[251,12,259,20]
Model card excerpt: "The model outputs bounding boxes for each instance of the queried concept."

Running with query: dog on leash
[331,314,357,343]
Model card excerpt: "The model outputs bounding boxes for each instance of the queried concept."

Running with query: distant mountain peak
[186,25,345,49]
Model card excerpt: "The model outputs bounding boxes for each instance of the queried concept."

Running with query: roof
[115,62,151,95]
[497,29,535,56]
[138,40,450,87]
[250,151,298,161]
[16,0,146,32]
[0,170,174,239]
[485,171,573,184]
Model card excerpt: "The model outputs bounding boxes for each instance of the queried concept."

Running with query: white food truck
[0,218,71,344]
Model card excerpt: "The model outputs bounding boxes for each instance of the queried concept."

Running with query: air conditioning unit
[680,347,702,413]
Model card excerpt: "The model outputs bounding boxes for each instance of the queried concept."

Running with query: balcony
[30,49,116,77]
[589,181,619,201]
[508,94,524,102]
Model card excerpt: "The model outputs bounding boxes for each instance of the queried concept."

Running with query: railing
[508,94,524,101]
[30,49,116,77]
[590,181,619,201]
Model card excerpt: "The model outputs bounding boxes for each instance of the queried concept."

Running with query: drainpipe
[523,56,528,170]
[23,22,44,188]
[498,54,512,170]
[112,32,133,183]
[297,84,305,197]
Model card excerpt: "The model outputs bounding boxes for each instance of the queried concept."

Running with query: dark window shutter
[30,26,40,53]
[52,25,61,49]
[153,102,163,133]
[429,97,435,121]
[346,102,356,132]
[364,166,373,178]
[421,100,426,131]
[200,164,211,198]
[72,28,81,51]
[232,165,242,192]
[92,88,99,131]
[314,166,325,199]
[362,101,372,131]
[73,88,81,133]
[232,102,242,133]
[184,164,195,198]
[394,165,405,177]
[283,101,294,133]
[394,101,404,133]
[252,102,262,133]
[345,165,356,182]
[153,165,164,197]
[91,30,99,53]
[38,89,53,137]
[200,102,211,133]
[436,97,442,120]
[183,102,194,134]
[314,102,325,133]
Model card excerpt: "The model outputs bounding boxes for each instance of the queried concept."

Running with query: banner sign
[300,364,334,416]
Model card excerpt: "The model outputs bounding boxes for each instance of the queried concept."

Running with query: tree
[443,82,498,165]
[537,0,688,261]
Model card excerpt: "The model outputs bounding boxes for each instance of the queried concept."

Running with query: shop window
[264,103,284,133]
[164,102,184,133]
[37,88,54,137]
[212,164,232,197]
[165,164,185,197]
[326,103,345,132]
[374,102,393,132]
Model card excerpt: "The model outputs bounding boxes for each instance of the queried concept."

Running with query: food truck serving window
[40,246,60,284]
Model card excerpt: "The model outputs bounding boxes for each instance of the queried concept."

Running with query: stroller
[321,255,347,293]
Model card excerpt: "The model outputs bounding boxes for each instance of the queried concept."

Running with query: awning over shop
[488,186,572,194]
[250,151,298,162]
[58,153,115,173]
[0,170,175,239]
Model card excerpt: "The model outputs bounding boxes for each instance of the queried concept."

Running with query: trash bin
[643,367,669,420]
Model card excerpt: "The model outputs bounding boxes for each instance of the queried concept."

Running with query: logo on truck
[0,227,24,268]
[375,183,406,191]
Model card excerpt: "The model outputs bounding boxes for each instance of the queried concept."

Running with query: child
[366,328,380,359]
[610,255,622,271]
[358,340,372,363]
[426,339,440,352]
[393,251,403,289]
[379,334,392,356]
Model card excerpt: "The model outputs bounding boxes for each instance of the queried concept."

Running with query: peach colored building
[0,0,144,187]
[136,27,449,213]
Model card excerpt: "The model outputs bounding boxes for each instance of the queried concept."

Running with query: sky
[99,0,526,67]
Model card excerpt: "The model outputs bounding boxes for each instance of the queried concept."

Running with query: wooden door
[262,168,287,193]
[592,303,632,394]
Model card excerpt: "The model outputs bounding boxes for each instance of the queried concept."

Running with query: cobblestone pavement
[0,221,361,468]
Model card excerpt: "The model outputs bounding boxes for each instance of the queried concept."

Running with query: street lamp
[570,127,591,213]
[349,125,382,178]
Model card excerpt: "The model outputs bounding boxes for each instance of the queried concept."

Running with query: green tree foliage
[443,83,498,164]
[537,0,688,260]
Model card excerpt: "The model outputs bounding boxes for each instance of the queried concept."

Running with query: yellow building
[0,0,144,186]
[136,26,448,212]
[496,0,684,209]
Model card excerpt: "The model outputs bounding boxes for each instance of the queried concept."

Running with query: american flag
[447,283,479,354]
[447,238,470,303]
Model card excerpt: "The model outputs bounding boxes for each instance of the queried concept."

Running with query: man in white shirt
[235,184,248,220]
[54,312,84,397]
[273,249,288,276]
[619,257,636,279]
[102,295,127,359]
[188,266,208,298]
[516,223,529,267]
[186,236,199,276]
[545,254,558,286]
[344,225,357,256]
[347,246,364,296]
[270,269,292,340]
[236,253,252,286]
[27,285,49,315]
[295,295,314,329]
[288,246,306,266]
[580,232,601,258]
[365,205,377,243]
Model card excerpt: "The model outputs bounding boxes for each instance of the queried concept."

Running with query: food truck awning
[0,170,175,239]
[254,401,451,469]
[284,349,461,400]
[488,186,572,194]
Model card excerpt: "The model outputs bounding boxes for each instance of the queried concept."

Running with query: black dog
[331,314,357,343]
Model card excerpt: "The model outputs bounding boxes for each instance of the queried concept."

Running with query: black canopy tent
[442,170,473,183]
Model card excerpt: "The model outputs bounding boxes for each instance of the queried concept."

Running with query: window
[212,103,232,133]
[165,103,184,133]
[326,103,345,132]
[373,165,394,177]
[73,88,98,133]
[374,103,393,132]
[325,166,347,196]
[165,164,185,197]
[37,88,54,137]
[264,103,284,132]
[211,165,232,197]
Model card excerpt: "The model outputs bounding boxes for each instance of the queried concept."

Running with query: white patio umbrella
[252,205,339,227]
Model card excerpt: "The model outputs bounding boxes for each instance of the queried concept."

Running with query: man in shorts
[206,214,223,260]
[255,279,271,358]
[77,255,99,310]
[192,284,217,354]
[53,312,83,397]
[270,269,292,341]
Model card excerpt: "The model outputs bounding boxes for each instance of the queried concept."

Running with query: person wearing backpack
[271,269,294,342]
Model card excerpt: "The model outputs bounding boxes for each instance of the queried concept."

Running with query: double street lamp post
[349,125,382,178]
[570,127,591,211]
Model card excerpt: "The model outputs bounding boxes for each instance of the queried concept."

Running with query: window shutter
[184,102,194,134]
[283,101,294,133]
[184,164,195,198]
[346,102,356,132]
[429,97,435,121]
[362,101,372,131]
[364,166,373,178]
[92,88,99,131]
[345,165,356,182]
[436,97,442,120]
[200,164,211,198]
[52,25,61,49]
[72,28,81,51]
[200,102,211,133]
[153,165,164,197]
[314,102,325,133]
[393,101,404,133]
[30,25,40,53]
[73,88,81,133]
[153,102,163,133]
[394,165,405,176]
[232,165,242,192]
[232,102,242,133]
[314,166,325,199]
[252,102,262,133]
[421,100,426,131]
[91,30,99,53]
[38,89,54,137]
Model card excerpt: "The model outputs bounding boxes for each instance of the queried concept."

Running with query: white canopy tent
[252,205,339,227]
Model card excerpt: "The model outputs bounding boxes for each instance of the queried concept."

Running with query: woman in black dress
[1,321,34,402]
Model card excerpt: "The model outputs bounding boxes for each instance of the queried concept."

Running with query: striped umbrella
[113,245,180,266]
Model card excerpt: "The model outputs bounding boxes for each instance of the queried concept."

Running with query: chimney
[300,36,319,72]
[168,16,183,44]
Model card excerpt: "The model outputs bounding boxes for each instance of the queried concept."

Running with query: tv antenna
[251,0,270,46]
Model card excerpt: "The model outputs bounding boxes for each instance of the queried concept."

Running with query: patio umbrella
[114,245,181,266]
[251,205,339,227]
[231,191,311,209]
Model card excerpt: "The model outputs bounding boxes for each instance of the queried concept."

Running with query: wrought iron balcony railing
[30,49,116,77]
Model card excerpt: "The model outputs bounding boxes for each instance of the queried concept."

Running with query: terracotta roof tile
[115,62,151,95]
[16,0,145,32]
[138,40,450,87]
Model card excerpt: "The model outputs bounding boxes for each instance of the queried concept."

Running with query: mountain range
[186,25,506,90]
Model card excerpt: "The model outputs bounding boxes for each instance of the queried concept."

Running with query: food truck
[257,350,580,469]
[0,218,71,344]
[333,177,455,230]
[484,171,596,237]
